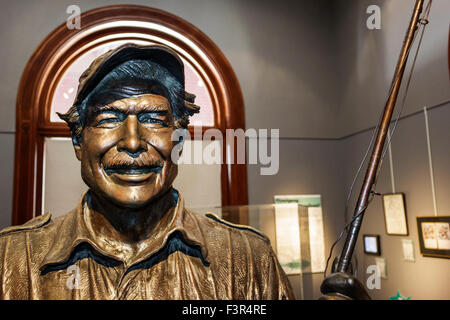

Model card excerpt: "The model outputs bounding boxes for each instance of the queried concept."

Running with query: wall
[333,0,450,136]
[333,0,450,300]
[0,133,14,229]
[247,103,450,300]
[345,104,450,300]
[247,137,345,299]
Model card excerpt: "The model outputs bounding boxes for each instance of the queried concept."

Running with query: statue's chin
[92,184,175,211]
[83,166,177,211]
[102,193,158,210]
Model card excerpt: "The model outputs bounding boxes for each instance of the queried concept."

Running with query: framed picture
[417,216,450,259]
[382,193,408,235]
[401,239,415,262]
[375,257,388,280]
[363,234,381,255]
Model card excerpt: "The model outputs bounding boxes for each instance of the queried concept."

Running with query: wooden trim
[34,135,45,220]
[13,5,247,225]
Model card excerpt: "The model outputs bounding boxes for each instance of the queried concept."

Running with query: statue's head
[58,44,199,208]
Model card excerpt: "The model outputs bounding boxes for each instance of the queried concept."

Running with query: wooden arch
[13,5,248,225]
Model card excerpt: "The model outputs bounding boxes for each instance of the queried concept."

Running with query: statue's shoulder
[204,212,270,244]
[0,212,52,238]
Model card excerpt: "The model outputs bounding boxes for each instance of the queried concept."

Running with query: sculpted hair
[58,59,199,145]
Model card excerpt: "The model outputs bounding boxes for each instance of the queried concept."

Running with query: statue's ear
[74,142,82,161]
[56,108,83,161]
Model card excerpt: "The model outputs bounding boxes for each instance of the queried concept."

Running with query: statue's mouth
[105,164,162,175]
[104,164,162,183]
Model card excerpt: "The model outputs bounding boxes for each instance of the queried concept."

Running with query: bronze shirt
[0,192,294,300]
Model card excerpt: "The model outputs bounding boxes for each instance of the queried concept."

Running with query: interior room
[0,0,448,300]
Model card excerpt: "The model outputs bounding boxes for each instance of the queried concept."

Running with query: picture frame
[416,216,450,259]
[375,257,388,280]
[382,193,408,236]
[401,239,415,262]
[363,234,381,256]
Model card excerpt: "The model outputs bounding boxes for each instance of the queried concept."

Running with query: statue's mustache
[102,152,163,171]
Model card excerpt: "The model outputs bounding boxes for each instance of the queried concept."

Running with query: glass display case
[192,203,327,300]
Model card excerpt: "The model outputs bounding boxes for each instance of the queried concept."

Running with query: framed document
[363,234,381,255]
[401,239,415,262]
[375,257,388,279]
[382,193,408,235]
[417,216,450,259]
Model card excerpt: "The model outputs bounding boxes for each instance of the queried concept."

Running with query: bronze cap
[73,43,186,107]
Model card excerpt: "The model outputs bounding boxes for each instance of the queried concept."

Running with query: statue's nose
[117,116,147,157]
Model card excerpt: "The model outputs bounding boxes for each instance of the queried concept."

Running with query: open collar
[40,189,208,272]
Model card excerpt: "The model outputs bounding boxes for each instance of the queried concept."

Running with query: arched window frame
[13,5,248,225]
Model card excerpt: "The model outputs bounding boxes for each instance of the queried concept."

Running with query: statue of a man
[0,44,294,299]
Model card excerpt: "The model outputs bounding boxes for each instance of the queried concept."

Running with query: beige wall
[333,0,450,136]
[247,138,345,299]
[0,134,14,229]
[332,0,450,300]
[346,104,450,300]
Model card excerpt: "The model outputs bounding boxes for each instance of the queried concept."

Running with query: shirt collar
[40,189,208,271]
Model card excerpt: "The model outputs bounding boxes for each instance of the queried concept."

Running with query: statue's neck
[86,188,177,243]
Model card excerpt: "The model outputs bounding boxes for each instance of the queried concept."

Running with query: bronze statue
[0,44,294,299]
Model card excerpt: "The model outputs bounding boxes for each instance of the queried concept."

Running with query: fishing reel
[319,256,371,300]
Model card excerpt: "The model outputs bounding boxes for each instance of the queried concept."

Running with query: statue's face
[75,93,178,208]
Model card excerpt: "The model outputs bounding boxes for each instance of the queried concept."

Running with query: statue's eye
[94,111,124,127]
[138,113,168,127]
[97,117,120,125]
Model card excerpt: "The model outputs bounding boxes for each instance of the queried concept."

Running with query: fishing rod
[321,0,432,298]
